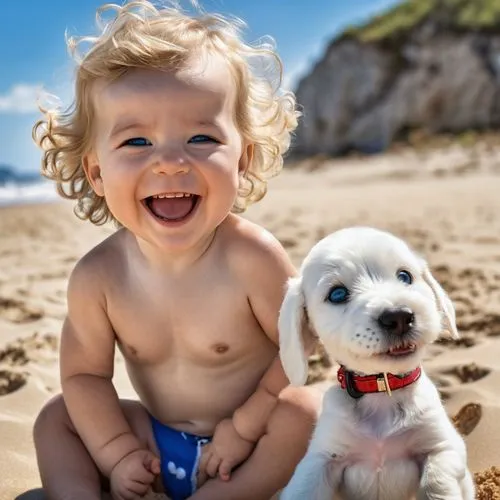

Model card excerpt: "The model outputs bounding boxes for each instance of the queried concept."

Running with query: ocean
[0,165,60,207]
[0,180,59,207]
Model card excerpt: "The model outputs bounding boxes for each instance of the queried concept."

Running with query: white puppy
[279,227,474,500]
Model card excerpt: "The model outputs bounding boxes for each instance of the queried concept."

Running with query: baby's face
[86,53,247,254]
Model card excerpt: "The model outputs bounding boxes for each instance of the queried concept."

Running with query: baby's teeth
[153,193,192,199]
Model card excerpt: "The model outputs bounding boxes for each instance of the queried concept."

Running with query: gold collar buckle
[377,373,392,396]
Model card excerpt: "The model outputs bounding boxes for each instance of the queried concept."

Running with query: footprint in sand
[0,334,58,397]
[460,313,500,338]
[452,403,482,437]
[429,264,457,292]
[430,268,498,341]
[0,370,27,396]
[436,334,477,348]
[442,363,491,384]
[38,270,68,280]
[474,236,500,245]
[0,333,58,366]
[435,363,490,402]
[0,297,43,323]
[278,237,298,249]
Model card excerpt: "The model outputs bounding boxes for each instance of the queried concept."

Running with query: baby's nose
[151,147,190,176]
[377,307,414,335]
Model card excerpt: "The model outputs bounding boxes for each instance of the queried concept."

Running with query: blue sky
[0,0,400,173]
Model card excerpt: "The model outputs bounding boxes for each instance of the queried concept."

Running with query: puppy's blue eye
[397,270,413,285]
[327,286,349,304]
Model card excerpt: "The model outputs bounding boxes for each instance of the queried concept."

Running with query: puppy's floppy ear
[422,265,459,339]
[278,276,309,386]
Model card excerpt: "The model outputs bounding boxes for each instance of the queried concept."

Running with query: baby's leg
[191,386,319,500]
[33,394,158,500]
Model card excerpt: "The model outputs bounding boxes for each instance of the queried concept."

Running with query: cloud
[283,62,309,91]
[0,84,44,114]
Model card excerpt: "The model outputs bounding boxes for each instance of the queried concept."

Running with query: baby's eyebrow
[108,118,221,139]
[109,121,143,139]
[193,119,218,127]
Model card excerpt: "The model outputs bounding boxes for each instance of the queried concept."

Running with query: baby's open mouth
[144,193,200,222]
[386,342,416,357]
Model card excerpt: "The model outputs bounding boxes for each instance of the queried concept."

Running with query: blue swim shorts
[150,415,212,500]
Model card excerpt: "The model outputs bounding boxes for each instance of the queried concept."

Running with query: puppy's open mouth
[386,342,417,357]
[143,193,200,222]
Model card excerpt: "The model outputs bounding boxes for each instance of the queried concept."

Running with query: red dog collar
[337,365,422,399]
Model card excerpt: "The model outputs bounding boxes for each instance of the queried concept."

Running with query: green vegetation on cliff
[345,0,500,43]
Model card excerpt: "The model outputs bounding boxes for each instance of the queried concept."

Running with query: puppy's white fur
[279,227,474,500]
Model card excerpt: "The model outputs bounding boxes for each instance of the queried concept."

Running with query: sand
[1,139,499,499]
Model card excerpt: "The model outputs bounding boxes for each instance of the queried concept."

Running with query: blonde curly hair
[33,0,299,225]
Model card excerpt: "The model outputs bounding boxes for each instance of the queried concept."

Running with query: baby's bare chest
[105,272,266,365]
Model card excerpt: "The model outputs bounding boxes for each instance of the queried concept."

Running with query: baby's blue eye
[397,270,413,285]
[327,286,349,304]
[123,137,152,147]
[189,135,217,144]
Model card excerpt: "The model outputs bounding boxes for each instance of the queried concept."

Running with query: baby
[32,2,317,499]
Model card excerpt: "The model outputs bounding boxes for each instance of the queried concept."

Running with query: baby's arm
[198,224,316,483]
[60,254,142,477]
[231,227,315,441]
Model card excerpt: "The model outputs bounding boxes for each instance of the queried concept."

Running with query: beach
[1,140,500,499]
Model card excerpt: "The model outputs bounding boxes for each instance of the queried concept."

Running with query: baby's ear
[238,143,254,174]
[278,276,309,386]
[422,263,459,339]
[82,152,104,197]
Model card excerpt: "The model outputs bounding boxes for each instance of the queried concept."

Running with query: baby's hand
[110,448,161,500]
[197,418,255,486]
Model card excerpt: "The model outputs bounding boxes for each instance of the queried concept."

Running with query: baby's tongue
[149,196,194,220]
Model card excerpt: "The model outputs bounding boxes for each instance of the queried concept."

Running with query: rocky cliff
[292,0,500,155]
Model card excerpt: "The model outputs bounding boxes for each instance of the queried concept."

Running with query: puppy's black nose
[378,307,414,335]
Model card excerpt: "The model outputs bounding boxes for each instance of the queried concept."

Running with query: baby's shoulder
[222,215,284,259]
[221,215,294,280]
[69,229,127,291]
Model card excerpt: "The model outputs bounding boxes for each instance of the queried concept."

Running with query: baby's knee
[271,387,320,437]
[34,393,73,437]
[280,386,321,419]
